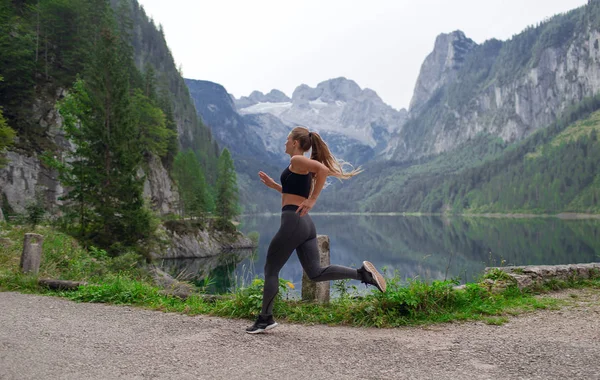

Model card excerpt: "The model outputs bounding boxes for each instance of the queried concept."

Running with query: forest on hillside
[0,0,239,256]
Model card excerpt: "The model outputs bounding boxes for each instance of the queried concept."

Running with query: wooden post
[301,235,330,303]
[20,233,44,275]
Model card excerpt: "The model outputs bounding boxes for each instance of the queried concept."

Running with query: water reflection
[156,215,600,293]
[237,214,600,287]
[157,248,254,293]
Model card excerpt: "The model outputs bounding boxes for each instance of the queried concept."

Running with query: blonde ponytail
[289,126,363,180]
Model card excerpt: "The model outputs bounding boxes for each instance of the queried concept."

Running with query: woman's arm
[258,171,282,193]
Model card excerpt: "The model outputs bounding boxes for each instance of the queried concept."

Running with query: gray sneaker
[246,315,278,334]
[357,261,386,293]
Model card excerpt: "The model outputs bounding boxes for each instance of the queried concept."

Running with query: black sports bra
[280,166,312,198]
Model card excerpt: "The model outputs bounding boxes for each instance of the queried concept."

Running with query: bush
[212,218,236,233]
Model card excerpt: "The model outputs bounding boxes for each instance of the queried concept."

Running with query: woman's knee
[305,267,323,281]
[263,264,279,278]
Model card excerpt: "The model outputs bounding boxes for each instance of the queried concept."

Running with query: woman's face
[285,134,296,154]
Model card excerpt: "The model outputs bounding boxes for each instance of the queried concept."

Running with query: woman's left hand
[296,198,316,217]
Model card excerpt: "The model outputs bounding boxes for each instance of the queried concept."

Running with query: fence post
[301,234,330,303]
[20,233,44,275]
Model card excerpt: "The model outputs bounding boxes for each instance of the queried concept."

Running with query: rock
[510,274,533,290]
[142,154,177,215]
[156,221,254,259]
[409,30,477,114]
[484,263,600,291]
[554,265,570,281]
[147,264,196,300]
[576,266,590,279]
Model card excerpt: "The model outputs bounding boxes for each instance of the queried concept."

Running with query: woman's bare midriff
[282,193,307,207]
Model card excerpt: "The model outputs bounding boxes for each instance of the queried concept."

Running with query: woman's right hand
[258,171,276,189]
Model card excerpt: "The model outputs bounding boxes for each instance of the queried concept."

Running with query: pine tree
[0,75,16,168]
[55,15,154,254]
[130,89,175,158]
[172,150,212,218]
[157,87,178,168]
[0,2,35,131]
[215,148,239,222]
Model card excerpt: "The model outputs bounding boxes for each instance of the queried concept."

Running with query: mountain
[185,79,269,160]
[185,77,408,212]
[235,77,408,165]
[235,89,291,109]
[320,0,600,213]
[184,79,284,213]
[409,31,477,115]
[392,3,600,161]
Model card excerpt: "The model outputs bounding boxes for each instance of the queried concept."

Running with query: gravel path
[1,289,599,380]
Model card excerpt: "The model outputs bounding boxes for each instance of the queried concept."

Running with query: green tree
[0,75,16,168]
[172,149,212,218]
[215,148,239,222]
[130,89,175,158]
[157,88,179,167]
[0,2,35,131]
[55,20,154,254]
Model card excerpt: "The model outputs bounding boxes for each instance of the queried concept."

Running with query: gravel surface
[1,289,599,380]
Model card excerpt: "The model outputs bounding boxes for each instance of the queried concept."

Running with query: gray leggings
[261,205,360,316]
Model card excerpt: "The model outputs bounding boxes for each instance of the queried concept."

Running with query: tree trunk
[301,235,330,304]
[35,1,39,62]
[20,233,44,275]
[38,278,86,290]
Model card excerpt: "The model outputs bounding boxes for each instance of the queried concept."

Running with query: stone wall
[484,263,600,290]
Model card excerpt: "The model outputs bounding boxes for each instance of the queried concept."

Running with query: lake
[156,215,600,293]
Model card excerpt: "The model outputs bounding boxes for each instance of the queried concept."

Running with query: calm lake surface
[157,215,600,293]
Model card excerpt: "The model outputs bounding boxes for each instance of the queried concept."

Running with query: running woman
[246,126,386,334]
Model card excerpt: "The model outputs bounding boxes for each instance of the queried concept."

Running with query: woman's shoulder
[289,155,313,174]
[290,155,311,165]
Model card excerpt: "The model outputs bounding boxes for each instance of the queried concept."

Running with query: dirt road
[1,290,599,379]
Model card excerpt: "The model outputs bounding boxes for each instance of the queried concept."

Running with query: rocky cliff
[394,3,600,161]
[156,221,254,259]
[409,31,477,115]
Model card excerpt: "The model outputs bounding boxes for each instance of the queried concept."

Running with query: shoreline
[240,211,600,219]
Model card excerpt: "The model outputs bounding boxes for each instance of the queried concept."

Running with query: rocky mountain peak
[292,77,365,104]
[235,77,408,164]
[233,89,291,109]
[263,89,290,103]
[409,30,477,114]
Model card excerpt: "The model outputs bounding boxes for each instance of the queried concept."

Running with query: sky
[137,0,588,110]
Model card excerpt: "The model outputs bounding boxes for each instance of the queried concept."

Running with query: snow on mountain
[234,77,408,164]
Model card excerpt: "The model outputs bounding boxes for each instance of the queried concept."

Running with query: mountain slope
[185,79,285,213]
[322,93,600,214]
[393,2,600,161]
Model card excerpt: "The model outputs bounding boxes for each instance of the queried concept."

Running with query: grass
[1,223,599,328]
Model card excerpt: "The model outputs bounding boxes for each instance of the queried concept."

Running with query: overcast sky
[137,0,587,110]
